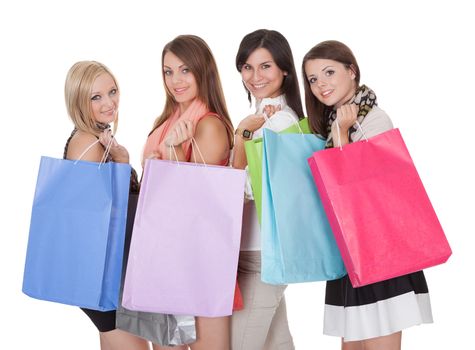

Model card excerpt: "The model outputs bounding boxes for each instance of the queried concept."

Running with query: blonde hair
[64,61,119,136]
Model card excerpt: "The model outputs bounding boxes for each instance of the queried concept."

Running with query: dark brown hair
[302,40,360,137]
[236,29,304,118]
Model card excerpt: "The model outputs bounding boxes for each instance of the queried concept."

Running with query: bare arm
[232,133,248,170]
[65,131,105,162]
[231,112,271,169]
[66,130,130,163]
[191,116,229,165]
[163,116,230,165]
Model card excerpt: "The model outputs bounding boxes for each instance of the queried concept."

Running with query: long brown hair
[236,29,304,118]
[302,40,360,137]
[151,35,234,148]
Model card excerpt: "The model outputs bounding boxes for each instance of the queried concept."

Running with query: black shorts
[81,308,116,332]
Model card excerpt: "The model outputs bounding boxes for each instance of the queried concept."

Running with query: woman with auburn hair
[63,60,148,350]
[302,40,433,350]
[142,35,235,350]
[144,34,233,165]
[231,29,302,350]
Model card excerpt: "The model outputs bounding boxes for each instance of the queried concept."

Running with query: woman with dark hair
[231,29,301,350]
[302,40,433,350]
[142,34,235,350]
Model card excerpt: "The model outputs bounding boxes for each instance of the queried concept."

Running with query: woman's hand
[141,151,160,168]
[145,151,160,160]
[331,103,358,147]
[237,104,282,132]
[237,113,265,132]
[263,104,282,118]
[164,120,194,147]
[98,129,129,163]
[335,103,358,131]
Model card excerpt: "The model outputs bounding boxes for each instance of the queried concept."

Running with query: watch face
[243,130,252,139]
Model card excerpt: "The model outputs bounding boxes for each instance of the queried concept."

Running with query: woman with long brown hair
[302,40,433,350]
[142,35,235,350]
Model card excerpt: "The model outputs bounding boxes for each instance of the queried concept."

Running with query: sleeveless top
[144,112,230,166]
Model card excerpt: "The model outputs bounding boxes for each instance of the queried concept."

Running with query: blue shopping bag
[22,156,131,311]
[260,129,346,284]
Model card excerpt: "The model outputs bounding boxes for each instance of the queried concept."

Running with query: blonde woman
[63,61,148,350]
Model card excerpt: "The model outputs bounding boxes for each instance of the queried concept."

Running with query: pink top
[143,99,229,166]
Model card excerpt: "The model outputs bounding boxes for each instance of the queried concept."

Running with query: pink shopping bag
[122,159,245,317]
[308,128,451,287]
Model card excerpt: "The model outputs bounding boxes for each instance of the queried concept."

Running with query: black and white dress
[323,106,433,342]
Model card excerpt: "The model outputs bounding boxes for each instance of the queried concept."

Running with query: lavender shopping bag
[122,159,246,317]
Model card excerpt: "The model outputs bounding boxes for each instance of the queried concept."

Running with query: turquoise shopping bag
[260,129,346,284]
[244,118,311,223]
[22,156,131,310]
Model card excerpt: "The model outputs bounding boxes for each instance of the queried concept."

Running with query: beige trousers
[231,251,295,350]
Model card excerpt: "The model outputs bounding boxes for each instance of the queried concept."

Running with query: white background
[1,0,473,348]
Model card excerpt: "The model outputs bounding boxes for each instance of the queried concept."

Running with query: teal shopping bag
[260,129,346,284]
[22,156,131,310]
[244,118,311,223]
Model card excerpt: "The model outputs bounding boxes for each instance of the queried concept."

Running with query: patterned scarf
[325,85,377,148]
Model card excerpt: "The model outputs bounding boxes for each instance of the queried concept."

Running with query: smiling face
[240,47,286,100]
[304,58,356,108]
[90,73,119,124]
[163,51,198,111]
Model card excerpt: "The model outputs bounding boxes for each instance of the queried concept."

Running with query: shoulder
[365,106,392,123]
[353,106,394,141]
[66,130,103,162]
[193,114,230,162]
[195,114,227,137]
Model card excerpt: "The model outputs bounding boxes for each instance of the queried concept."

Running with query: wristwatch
[235,128,253,140]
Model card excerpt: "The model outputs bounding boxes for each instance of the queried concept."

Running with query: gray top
[350,106,394,142]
